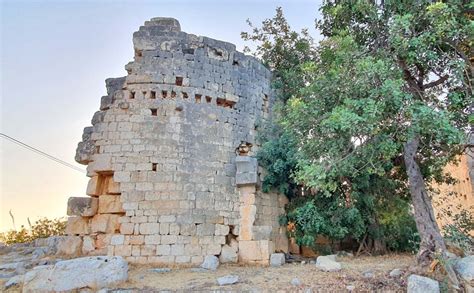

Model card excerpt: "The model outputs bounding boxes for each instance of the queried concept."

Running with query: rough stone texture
[22,256,128,291]
[270,253,285,267]
[407,275,440,293]
[217,275,239,286]
[56,236,82,256]
[219,244,237,264]
[315,255,342,272]
[200,255,219,270]
[66,17,288,265]
[454,256,474,292]
[67,197,98,216]
[236,156,258,186]
[389,268,403,278]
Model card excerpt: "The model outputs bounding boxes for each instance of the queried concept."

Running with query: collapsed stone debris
[66,17,289,265]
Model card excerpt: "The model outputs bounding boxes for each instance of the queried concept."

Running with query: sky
[0,0,322,231]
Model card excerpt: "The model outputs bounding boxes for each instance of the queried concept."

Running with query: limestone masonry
[66,17,289,265]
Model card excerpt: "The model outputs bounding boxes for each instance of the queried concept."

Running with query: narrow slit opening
[195,94,202,103]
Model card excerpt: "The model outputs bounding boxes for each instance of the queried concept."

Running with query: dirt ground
[116,254,415,292]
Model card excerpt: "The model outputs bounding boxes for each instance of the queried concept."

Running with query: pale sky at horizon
[0,0,322,231]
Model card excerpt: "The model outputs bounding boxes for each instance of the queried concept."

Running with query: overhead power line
[0,133,86,174]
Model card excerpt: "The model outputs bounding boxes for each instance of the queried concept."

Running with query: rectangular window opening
[142,91,147,98]
[225,100,236,109]
[182,92,188,99]
[129,91,135,99]
[162,90,168,99]
[152,163,157,171]
[175,77,183,86]
[150,91,156,99]
[216,97,225,107]
[151,108,158,116]
[205,96,212,103]
[195,94,202,103]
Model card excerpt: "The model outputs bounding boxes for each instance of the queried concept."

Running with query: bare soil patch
[117,254,415,292]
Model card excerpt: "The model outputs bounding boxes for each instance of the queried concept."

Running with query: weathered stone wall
[66,17,287,265]
[433,151,474,237]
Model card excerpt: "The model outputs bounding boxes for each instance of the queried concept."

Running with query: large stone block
[89,155,112,173]
[98,195,124,214]
[235,156,258,186]
[86,176,100,196]
[22,256,128,292]
[107,177,121,195]
[67,197,98,217]
[238,240,274,263]
[66,216,90,235]
[56,236,83,256]
[252,225,272,241]
[91,214,120,233]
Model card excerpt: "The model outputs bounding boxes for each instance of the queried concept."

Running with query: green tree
[309,0,472,266]
[244,1,472,288]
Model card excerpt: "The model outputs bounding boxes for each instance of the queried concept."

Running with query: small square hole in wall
[152,163,157,171]
[150,91,156,99]
[162,90,168,98]
[129,91,135,99]
[182,92,188,99]
[175,77,183,86]
[150,108,158,116]
[195,94,202,103]
[171,91,176,98]
[205,96,212,103]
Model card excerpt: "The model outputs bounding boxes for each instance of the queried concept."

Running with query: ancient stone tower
[66,17,288,265]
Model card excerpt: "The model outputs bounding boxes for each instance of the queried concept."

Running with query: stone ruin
[66,17,289,265]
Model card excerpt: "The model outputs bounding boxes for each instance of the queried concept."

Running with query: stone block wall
[66,17,288,265]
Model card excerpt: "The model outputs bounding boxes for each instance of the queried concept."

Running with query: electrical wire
[0,133,86,174]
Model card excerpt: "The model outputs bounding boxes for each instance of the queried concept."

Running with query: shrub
[443,209,474,254]
[0,217,66,245]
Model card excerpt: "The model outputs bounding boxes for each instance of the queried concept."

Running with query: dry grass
[117,254,415,292]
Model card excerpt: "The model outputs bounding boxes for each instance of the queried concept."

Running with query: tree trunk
[403,135,460,289]
[403,136,445,262]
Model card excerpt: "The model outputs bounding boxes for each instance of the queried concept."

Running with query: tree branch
[422,75,449,90]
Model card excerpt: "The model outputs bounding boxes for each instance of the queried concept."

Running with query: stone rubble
[389,268,403,278]
[407,274,440,293]
[270,253,285,267]
[217,275,239,286]
[291,277,302,286]
[454,256,474,292]
[22,256,128,292]
[200,255,220,271]
[315,255,342,272]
